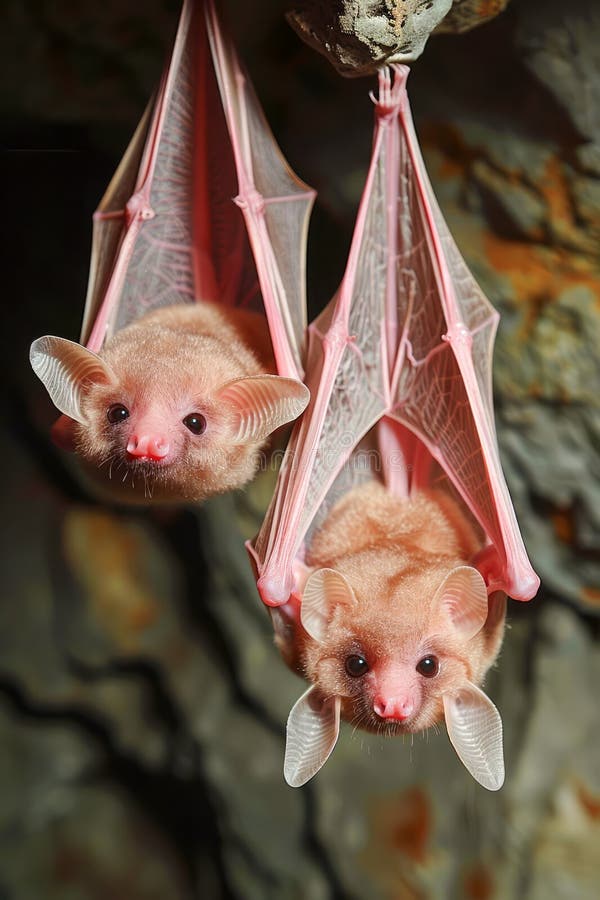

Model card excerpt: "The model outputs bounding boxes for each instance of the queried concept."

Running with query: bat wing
[250,66,538,605]
[79,104,152,348]
[81,0,313,381]
[206,1,314,379]
[249,73,397,605]
[383,67,538,601]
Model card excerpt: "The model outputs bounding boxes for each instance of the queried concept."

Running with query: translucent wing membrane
[250,65,538,606]
[81,0,312,381]
[207,0,315,379]
[80,107,152,346]
[386,69,538,600]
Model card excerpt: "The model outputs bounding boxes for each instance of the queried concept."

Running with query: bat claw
[374,65,408,120]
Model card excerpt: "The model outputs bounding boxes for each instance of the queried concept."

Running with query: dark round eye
[345,655,369,678]
[107,404,129,425]
[183,413,207,435]
[416,656,439,678]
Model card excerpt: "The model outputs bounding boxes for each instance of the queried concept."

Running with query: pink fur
[73,303,275,503]
[277,481,506,735]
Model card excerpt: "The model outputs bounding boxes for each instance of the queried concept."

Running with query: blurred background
[2,0,599,897]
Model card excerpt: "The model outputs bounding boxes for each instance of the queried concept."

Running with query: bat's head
[30,334,308,503]
[283,565,506,791]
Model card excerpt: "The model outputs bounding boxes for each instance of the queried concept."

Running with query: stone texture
[285,0,512,77]
[516,0,600,145]
[435,0,511,35]
[286,0,453,75]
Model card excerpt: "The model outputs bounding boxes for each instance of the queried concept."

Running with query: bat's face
[282,567,506,790]
[303,617,476,736]
[74,368,262,503]
[299,564,503,737]
[31,330,308,504]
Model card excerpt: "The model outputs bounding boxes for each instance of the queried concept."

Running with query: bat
[31,303,308,503]
[29,0,313,504]
[248,67,540,790]
[273,482,508,790]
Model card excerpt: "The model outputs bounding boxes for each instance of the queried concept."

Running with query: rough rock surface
[286,1,512,76]
[3,0,599,897]
[287,0,453,75]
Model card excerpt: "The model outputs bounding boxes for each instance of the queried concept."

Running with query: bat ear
[301,568,357,642]
[434,565,488,639]
[30,336,115,424]
[443,682,504,791]
[284,686,341,787]
[217,375,309,444]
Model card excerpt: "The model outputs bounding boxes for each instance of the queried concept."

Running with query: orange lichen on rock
[420,123,477,179]
[538,156,575,233]
[577,783,600,820]
[550,508,576,545]
[484,234,559,321]
[360,788,433,898]
[579,587,600,609]
[389,788,431,863]
[62,510,160,644]
[367,787,432,863]
[464,863,495,900]
[476,0,508,19]
[483,232,600,328]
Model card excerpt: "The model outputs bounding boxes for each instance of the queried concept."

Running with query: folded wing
[250,65,538,605]
[81,0,313,382]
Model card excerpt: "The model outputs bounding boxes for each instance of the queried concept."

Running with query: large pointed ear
[30,336,115,424]
[433,565,488,640]
[284,687,340,787]
[217,375,309,443]
[443,682,504,791]
[301,568,357,643]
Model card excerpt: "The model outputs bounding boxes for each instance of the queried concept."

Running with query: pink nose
[374,696,414,721]
[126,434,170,461]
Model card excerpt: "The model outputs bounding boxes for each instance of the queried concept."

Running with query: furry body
[276,481,506,735]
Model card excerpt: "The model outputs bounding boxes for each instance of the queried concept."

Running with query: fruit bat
[247,67,540,790]
[29,0,312,504]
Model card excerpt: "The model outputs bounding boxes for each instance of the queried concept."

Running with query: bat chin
[363,715,413,737]
[126,451,173,468]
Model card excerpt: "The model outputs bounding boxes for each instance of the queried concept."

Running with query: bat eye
[107,404,130,425]
[183,413,207,435]
[345,654,369,678]
[416,655,439,678]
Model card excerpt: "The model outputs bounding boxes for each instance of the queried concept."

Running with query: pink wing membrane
[85,1,224,349]
[251,79,398,606]
[80,106,152,347]
[82,0,312,381]
[387,67,538,600]
[250,65,538,606]
[111,4,210,333]
[206,0,314,379]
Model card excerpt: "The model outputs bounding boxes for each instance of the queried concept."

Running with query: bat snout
[373,695,415,721]
[126,433,170,462]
